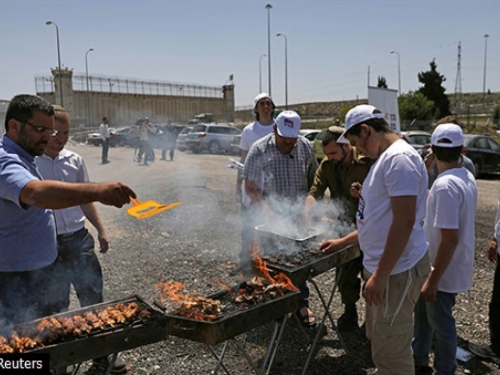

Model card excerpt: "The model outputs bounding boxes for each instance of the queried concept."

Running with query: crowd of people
[235,96,499,375]
[1,92,498,375]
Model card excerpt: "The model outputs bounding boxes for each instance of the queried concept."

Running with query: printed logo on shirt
[357,195,365,221]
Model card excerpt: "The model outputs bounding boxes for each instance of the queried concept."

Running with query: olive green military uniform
[309,148,373,305]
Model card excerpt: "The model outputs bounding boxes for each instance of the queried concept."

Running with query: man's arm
[244,179,264,204]
[320,229,359,254]
[236,149,249,200]
[81,203,110,253]
[20,180,136,209]
[420,228,459,301]
[363,195,416,306]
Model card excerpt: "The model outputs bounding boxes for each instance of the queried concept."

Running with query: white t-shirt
[239,120,275,151]
[357,139,428,274]
[425,168,477,293]
[239,120,275,207]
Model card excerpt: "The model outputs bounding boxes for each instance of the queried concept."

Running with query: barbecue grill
[159,288,299,345]
[253,242,361,375]
[260,244,361,286]
[156,281,300,375]
[23,295,168,369]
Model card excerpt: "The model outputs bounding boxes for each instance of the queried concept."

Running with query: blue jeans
[413,292,457,375]
[101,138,109,163]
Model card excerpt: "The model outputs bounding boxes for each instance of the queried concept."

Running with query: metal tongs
[127,198,183,219]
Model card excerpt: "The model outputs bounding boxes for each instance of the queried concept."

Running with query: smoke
[247,194,356,255]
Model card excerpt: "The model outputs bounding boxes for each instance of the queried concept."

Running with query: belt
[57,227,86,241]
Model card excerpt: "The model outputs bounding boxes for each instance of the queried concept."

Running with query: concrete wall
[37,70,235,128]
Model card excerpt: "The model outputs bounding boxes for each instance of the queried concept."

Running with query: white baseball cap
[276,110,301,138]
[431,123,464,147]
[254,93,274,108]
[337,104,385,143]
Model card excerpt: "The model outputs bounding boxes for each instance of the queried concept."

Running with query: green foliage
[339,105,356,122]
[418,59,451,118]
[377,76,388,89]
[493,104,500,126]
[398,91,434,121]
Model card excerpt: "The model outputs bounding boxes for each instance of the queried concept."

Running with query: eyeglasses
[23,121,58,136]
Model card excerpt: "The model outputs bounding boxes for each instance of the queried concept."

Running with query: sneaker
[337,304,358,331]
[469,343,500,365]
[87,354,128,374]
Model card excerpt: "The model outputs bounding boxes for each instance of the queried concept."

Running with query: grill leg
[263,315,289,375]
[231,339,261,374]
[301,269,348,375]
[209,342,233,375]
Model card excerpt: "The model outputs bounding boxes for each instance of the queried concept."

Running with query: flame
[155,281,221,321]
[251,242,299,292]
[210,279,235,299]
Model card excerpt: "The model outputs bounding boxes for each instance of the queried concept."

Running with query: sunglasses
[23,121,58,136]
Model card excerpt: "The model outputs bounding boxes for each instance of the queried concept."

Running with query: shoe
[86,354,128,374]
[337,303,358,331]
[414,363,433,374]
[469,343,500,365]
[296,307,317,328]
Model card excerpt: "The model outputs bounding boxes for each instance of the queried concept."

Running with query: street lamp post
[391,50,401,96]
[259,54,267,93]
[46,21,63,106]
[265,4,272,96]
[482,34,489,110]
[276,33,288,109]
[85,48,94,127]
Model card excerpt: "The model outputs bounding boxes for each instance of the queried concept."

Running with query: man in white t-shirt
[99,117,110,164]
[412,124,477,374]
[233,93,275,275]
[321,104,431,374]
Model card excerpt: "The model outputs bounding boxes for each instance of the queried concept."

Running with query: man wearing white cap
[413,124,477,374]
[325,104,431,374]
[243,110,319,326]
[234,93,276,275]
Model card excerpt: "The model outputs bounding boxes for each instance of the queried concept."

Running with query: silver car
[176,126,193,152]
[185,124,242,154]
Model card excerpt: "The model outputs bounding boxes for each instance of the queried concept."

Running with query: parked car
[300,129,321,148]
[313,129,327,162]
[231,134,242,156]
[87,126,135,147]
[176,126,193,151]
[401,131,432,155]
[462,134,500,177]
[185,124,242,154]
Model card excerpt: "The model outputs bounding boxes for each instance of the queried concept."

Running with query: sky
[1,0,499,108]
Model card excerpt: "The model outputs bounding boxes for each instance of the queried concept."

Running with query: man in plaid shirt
[242,110,318,326]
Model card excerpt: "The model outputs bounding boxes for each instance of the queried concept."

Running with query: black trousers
[491,254,500,355]
[0,259,62,331]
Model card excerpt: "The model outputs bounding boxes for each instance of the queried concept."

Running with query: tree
[377,76,388,88]
[398,91,434,122]
[493,104,500,127]
[418,59,451,118]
